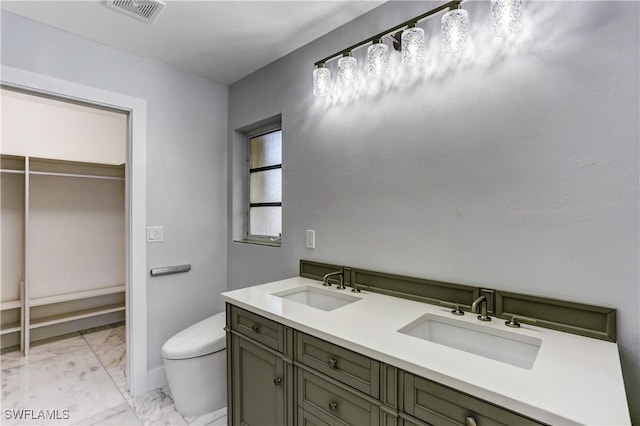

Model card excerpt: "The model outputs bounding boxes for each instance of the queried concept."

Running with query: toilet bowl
[162,312,226,417]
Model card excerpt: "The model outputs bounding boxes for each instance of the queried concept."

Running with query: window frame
[244,123,282,245]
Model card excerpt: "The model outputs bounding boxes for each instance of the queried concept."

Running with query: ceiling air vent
[105,0,165,23]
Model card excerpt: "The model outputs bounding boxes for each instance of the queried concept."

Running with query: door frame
[1,65,149,396]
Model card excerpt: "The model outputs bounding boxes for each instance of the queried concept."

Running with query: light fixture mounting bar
[314,0,462,67]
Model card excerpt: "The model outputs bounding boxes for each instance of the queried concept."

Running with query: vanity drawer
[401,372,545,426]
[298,369,380,426]
[296,331,380,398]
[297,407,331,426]
[230,306,285,353]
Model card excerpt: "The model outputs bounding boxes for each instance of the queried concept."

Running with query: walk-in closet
[0,87,127,355]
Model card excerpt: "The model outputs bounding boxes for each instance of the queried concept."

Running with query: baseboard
[147,364,168,391]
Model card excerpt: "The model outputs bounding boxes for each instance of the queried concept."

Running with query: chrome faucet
[471,296,491,322]
[322,271,345,290]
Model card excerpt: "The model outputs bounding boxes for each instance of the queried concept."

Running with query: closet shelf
[29,157,124,180]
[30,303,125,329]
[30,285,125,307]
[0,323,21,335]
[0,300,21,311]
[0,154,25,171]
[29,171,124,181]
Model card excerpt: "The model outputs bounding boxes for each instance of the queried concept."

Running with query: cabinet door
[231,335,286,426]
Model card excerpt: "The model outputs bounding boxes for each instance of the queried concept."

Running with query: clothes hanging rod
[314,0,462,67]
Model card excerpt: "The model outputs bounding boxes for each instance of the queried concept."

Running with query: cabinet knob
[328,358,338,368]
[251,324,260,332]
[328,402,338,412]
[465,416,477,426]
[273,377,282,385]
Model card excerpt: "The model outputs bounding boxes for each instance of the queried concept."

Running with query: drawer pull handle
[328,358,338,368]
[251,324,260,332]
[329,402,338,412]
[273,377,282,386]
[465,416,477,426]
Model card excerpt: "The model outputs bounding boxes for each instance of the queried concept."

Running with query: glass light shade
[491,0,522,37]
[338,56,357,89]
[313,66,331,97]
[441,9,469,53]
[402,26,425,66]
[367,42,389,78]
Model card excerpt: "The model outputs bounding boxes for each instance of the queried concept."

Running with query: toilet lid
[162,312,226,360]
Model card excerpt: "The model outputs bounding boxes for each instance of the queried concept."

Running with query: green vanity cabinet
[399,372,545,426]
[227,304,547,426]
[228,306,294,426]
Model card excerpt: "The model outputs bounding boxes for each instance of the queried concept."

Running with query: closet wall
[0,88,127,352]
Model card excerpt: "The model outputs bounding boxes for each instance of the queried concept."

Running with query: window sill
[233,239,281,248]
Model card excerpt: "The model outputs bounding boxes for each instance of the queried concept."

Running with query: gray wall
[1,11,229,373]
[227,1,639,421]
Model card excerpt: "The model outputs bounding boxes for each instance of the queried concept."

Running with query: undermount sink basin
[398,314,541,369]
[272,285,361,312]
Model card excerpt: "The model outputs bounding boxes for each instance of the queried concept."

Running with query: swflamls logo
[3,409,70,420]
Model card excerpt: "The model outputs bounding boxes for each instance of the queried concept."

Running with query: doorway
[1,65,148,396]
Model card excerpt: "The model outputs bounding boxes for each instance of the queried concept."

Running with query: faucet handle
[439,301,464,316]
[505,315,537,328]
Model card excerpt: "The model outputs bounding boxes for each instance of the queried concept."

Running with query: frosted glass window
[250,169,282,204]
[250,130,282,169]
[249,207,281,237]
[246,126,282,240]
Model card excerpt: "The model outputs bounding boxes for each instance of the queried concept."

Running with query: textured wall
[227,1,639,421]
[1,11,229,374]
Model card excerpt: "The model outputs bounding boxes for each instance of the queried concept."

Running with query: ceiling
[1,1,384,85]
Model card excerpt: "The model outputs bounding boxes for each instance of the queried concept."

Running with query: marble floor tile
[2,323,228,426]
[207,415,227,426]
[106,364,128,394]
[81,324,126,369]
[91,342,125,371]
[184,407,227,425]
[0,333,89,370]
[80,323,125,350]
[128,386,187,426]
[1,348,126,425]
[72,402,141,426]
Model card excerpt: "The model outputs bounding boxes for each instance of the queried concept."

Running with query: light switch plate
[305,230,315,249]
[147,226,163,243]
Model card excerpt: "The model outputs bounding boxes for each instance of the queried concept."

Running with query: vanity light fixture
[312,0,524,96]
[338,52,357,89]
[441,5,469,53]
[491,0,522,37]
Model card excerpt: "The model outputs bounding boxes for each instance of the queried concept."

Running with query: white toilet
[162,312,227,417]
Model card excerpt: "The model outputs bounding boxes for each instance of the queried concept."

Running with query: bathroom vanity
[222,264,630,426]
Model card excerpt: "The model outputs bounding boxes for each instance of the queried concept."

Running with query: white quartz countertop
[222,277,630,425]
